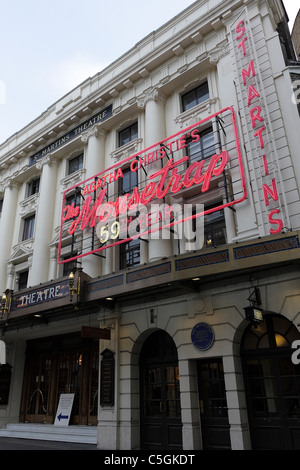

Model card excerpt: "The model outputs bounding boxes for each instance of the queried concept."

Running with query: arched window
[241,314,300,450]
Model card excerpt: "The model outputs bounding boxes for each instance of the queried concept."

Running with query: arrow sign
[57,413,69,421]
[54,394,74,426]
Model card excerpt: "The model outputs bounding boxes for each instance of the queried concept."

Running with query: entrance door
[139,330,182,450]
[241,314,300,450]
[197,359,231,449]
[22,352,53,423]
[20,333,99,425]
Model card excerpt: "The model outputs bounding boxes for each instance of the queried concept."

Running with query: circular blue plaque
[191,322,215,351]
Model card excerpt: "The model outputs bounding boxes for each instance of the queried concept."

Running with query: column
[139,88,172,263]
[81,126,106,278]
[28,155,58,287]
[223,355,251,450]
[0,181,19,293]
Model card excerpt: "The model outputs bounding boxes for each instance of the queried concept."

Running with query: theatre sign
[58,106,246,264]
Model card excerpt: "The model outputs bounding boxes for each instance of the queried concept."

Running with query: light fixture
[0,290,11,319]
[105,297,113,301]
[69,270,80,302]
[244,287,264,324]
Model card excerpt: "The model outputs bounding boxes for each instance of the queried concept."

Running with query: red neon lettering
[191,129,200,142]
[262,155,269,175]
[254,126,266,149]
[263,179,279,207]
[248,85,260,107]
[238,37,248,56]
[140,182,156,205]
[65,151,229,236]
[68,189,106,234]
[268,209,283,235]
[250,106,265,129]
[236,21,245,40]
[242,60,256,86]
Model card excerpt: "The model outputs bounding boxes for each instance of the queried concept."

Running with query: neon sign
[58,106,247,264]
[234,19,283,234]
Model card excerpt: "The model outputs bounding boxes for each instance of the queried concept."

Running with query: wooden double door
[20,333,99,425]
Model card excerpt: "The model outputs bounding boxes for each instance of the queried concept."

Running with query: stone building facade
[0,0,300,450]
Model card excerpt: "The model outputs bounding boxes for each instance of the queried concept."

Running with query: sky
[0,0,298,145]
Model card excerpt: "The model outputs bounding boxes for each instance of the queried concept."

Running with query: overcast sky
[0,0,298,145]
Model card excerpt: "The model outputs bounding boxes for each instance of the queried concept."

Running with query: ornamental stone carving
[137,88,165,109]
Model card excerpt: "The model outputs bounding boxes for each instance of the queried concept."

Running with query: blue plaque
[191,322,215,351]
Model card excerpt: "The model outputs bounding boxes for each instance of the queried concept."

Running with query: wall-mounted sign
[29,104,113,167]
[100,349,115,407]
[58,106,247,264]
[231,16,284,235]
[191,322,215,351]
[11,280,69,311]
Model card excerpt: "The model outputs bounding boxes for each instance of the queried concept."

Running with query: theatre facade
[1,0,300,450]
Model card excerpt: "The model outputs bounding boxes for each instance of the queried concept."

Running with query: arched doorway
[241,314,300,450]
[139,330,182,450]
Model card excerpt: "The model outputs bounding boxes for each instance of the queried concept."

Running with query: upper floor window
[119,122,138,147]
[187,127,215,164]
[62,255,78,277]
[119,166,138,195]
[182,82,209,112]
[18,270,29,290]
[27,177,40,198]
[120,239,140,269]
[0,199,3,214]
[65,191,81,208]
[68,154,83,175]
[22,214,35,241]
[204,204,226,248]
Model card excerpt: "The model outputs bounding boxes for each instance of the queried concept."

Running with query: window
[187,127,215,164]
[120,239,140,269]
[119,166,138,195]
[204,204,226,247]
[18,270,29,290]
[68,154,83,175]
[22,215,35,241]
[0,199,3,214]
[27,177,40,197]
[63,255,78,276]
[65,191,81,208]
[119,122,138,147]
[182,82,209,112]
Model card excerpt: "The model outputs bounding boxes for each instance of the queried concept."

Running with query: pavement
[0,437,98,450]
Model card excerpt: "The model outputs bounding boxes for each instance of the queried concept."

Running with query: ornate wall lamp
[0,290,12,320]
[69,269,81,302]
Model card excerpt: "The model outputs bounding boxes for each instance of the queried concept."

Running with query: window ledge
[111,138,143,163]
[19,193,39,216]
[174,98,218,129]
[60,168,86,191]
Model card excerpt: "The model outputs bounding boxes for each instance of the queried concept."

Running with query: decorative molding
[60,168,86,191]
[19,193,39,217]
[110,138,143,163]
[174,98,218,128]
[137,87,165,109]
